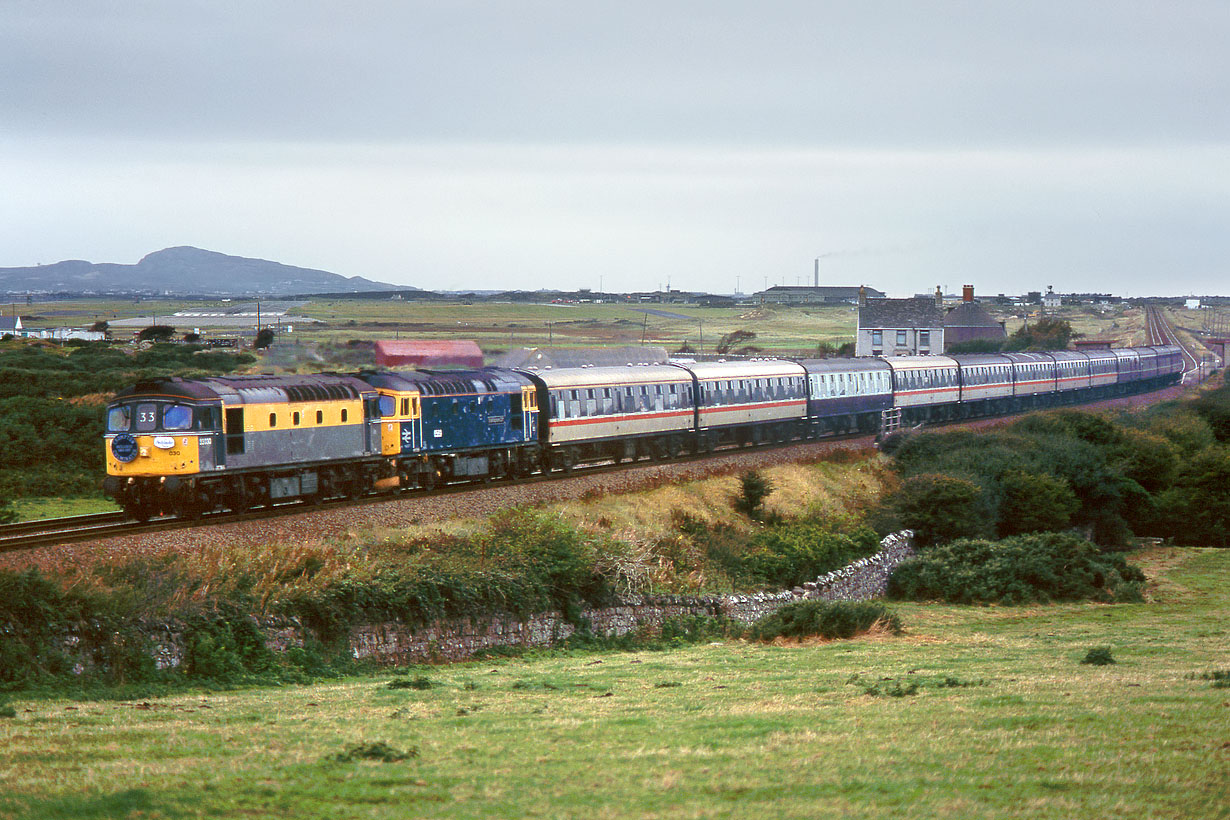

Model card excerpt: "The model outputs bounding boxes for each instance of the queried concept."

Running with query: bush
[1081,647,1116,666]
[887,532,1146,605]
[750,600,901,642]
[882,473,988,548]
[734,470,773,520]
[996,470,1080,536]
[736,520,881,588]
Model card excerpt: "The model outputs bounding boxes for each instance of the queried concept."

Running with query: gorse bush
[280,509,613,642]
[876,384,1230,549]
[737,520,881,588]
[749,600,901,642]
[887,532,1146,605]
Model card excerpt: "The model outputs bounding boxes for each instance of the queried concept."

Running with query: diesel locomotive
[102,345,1183,521]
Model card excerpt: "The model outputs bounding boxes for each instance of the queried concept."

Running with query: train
[102,345,1184,521]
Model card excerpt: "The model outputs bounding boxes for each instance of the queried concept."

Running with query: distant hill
[0,247,418,297]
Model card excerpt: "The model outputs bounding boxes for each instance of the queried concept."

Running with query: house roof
[0,316,22,331]
[858,298,945,330]
[943,301,1004,329]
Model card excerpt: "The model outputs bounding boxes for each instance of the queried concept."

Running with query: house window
[896,330,907,346]
[871,329,882,346]
[919,331,930,347]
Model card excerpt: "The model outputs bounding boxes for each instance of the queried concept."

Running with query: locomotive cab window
[163,404,192,431]
[107,405,132,432]
[378,395,396,417]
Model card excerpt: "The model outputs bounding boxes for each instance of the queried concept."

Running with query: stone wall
[343,530,915,665]
[47,531,915,673]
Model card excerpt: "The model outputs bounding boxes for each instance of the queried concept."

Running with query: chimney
[963,284,974,303]
[858,285,867,308]
[814,257,819,288]
[934,285,943,307]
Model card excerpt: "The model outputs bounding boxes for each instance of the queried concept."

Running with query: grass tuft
[330,742,418,763]
[1080,646,1116,666]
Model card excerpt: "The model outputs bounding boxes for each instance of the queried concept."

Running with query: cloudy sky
[2,1,1227,296]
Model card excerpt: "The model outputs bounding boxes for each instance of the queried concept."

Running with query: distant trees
[254,328,276,349]
[137,325,176,342]
[715,329,761,356]
[1005,317,1077,351]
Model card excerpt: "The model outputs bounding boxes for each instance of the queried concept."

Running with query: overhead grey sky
[2,0,1227,296]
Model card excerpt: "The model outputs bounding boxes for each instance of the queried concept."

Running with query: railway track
[0,432,874,554]
[1145,305,1202,377]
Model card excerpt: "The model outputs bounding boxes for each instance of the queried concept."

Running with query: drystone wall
[49,531,915,673]
[345,530,915,665]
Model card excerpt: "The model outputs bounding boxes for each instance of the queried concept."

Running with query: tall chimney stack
[963,284,974,303]
[814,257,819,288]
[858,285,867,308]
[934,285,943,307]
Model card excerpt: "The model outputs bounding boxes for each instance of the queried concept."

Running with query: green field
[2,547,1226,820]
[20,296,1147,367]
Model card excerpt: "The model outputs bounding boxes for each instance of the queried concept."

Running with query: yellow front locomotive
[103,374,387,520]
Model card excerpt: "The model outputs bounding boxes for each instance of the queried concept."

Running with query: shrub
[882,473,988,548]
[734,470,774,520]
[737,520,881,588]
[749,600,901,642]
[1081,647,1116,666]
[887,532,1145,605]
[995,470,1080,536]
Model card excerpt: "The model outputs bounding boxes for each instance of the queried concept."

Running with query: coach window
[316,410,324,424]
[107,405,132,432]
[341,408,348,423]
[269,413,277,428]
[293,412,301,426]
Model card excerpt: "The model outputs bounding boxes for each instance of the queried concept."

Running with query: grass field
[20,296,1141,368]
[9,497,120,522]
[2,547,1226,820]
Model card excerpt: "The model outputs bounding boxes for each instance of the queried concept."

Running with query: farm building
[374,340,484,368]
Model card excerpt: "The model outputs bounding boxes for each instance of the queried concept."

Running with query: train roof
[1001,352,1054,364]
[361,368,533,395]
[796,358,892,375]
[883,355,960,371]
[111,374,372,405]
[522,364,690,389]
[950,354,1012,367]
[684,360,807,380]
